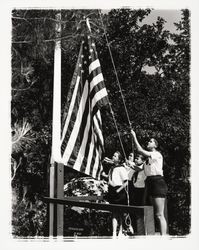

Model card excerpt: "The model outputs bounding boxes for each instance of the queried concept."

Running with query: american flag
[60,35,109,179]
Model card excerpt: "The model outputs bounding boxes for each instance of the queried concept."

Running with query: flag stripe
[91,88,109,111]
[90,73,104,92]
[62,94,90,166]
[61,35,108,179]
[89,64,102,82]
[89,59,100,73]
[91,130,102,178]
[61,44,83,131]
[90,82,107,105]
[61,80,89,161]
[79,115,95,174]
[88,133,97,176]
[61,75,81,142]
[71,100,91,171]
[79,110,102,175]
[94,112,104,148]
[84,128,95,175]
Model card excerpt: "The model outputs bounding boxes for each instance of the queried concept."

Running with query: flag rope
[98,10,135,155]
[108,102,127,160]
[98,10,133,130]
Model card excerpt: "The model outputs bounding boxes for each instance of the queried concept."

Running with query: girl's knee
[155,212,164,220]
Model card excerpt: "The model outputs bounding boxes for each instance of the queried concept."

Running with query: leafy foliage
[12,198,48,237]
[63,176,111,236]
[12,119,34,154]
[64,176,108,196]
[11,9,190,236]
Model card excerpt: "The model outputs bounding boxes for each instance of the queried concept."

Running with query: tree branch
[12,79,38,91]
[12,32,79,44]
[12,16,76,24]
[11,157,22,182]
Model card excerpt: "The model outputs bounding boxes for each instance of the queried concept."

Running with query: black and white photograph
[0,0,199,249]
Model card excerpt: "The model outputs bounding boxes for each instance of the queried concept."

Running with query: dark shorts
[145,175,168,198]
[106,185,128,205]
[127,181,145,206]
[131,187,145,206]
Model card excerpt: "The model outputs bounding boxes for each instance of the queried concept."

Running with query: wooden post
[56,163,64,236]
[136,206,155,235]
[49,164,55,236]
[44,197,155,236]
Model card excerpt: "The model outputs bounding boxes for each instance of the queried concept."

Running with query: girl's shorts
[145,175,168,198]
[106,185,128,205]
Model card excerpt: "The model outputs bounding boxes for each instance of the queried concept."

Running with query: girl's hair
[114,151,123,163]
[136,153,146,162]
[151,138,159,148]
[109,151,123,181]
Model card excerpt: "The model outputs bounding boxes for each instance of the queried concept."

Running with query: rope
[98,10,132,130]
[123,183,134,234]
[98,10,135,155]
[108,102,127,160]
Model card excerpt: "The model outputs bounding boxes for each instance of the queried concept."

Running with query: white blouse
[134,164,147,188]
[108,166,128,187]
[144,151,163,176]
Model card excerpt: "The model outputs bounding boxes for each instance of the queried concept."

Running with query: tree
[162,9,190,235]
[11,9,190,236]
[98,9,190,235]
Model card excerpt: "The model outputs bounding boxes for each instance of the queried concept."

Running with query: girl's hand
[125,160,135,169]
[103,157,114,164]
[129,161,136,169]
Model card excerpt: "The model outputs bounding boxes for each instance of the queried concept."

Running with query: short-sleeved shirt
[144,151,163,176]
[124,162,135,180]
[127,167,135,180]
[108,166,128,187]
[134,164,147,188]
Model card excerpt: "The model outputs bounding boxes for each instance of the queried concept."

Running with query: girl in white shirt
[106,151,128,237]
[131,129,168,235]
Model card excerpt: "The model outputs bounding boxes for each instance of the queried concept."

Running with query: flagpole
[49,11,63,236]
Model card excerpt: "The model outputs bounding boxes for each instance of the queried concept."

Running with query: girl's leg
[112,212,118,237]
[152,197,167,235]
[118,215,123,236]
